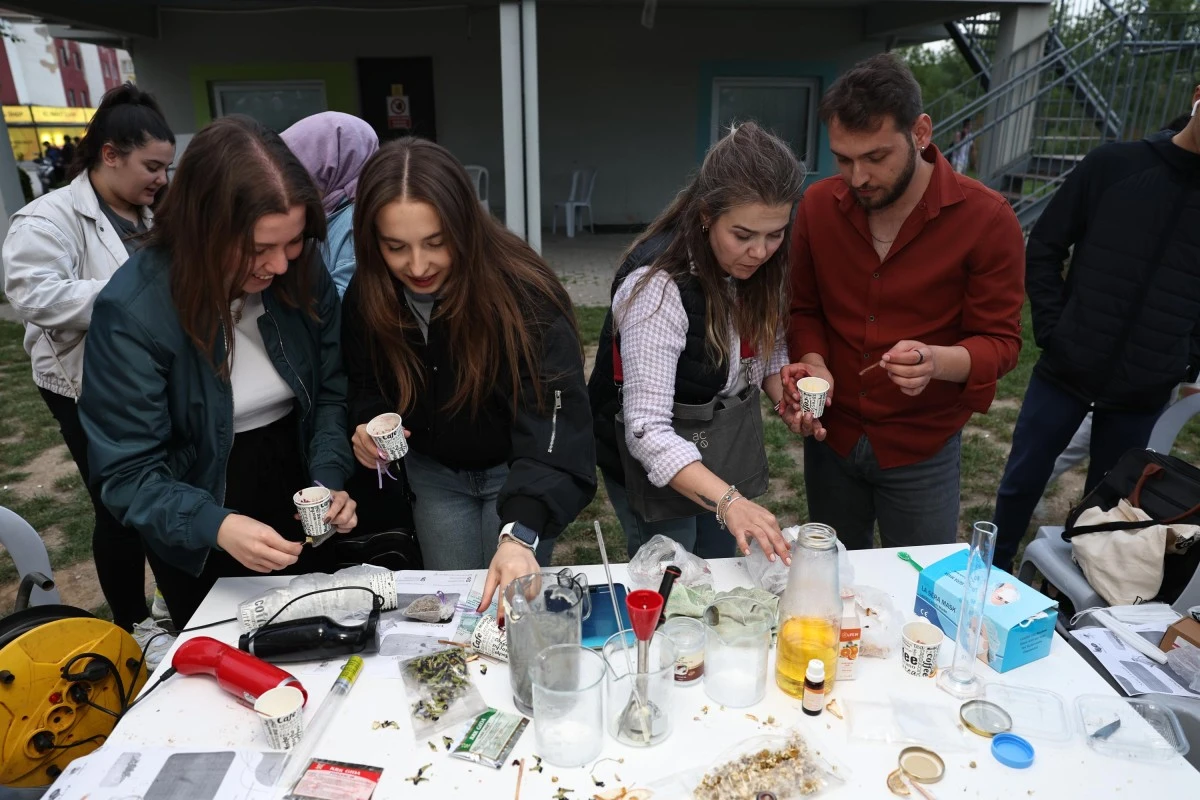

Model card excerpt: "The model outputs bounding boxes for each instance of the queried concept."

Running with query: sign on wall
[387,85,412,130]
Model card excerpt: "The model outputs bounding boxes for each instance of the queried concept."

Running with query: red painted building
[54,37,90,107]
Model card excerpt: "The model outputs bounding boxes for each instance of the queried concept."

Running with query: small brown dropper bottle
[802,658,825,716]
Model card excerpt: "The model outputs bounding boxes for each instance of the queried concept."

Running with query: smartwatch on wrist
[499,521,539,553]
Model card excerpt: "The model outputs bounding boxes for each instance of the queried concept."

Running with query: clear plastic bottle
[775,523,841,698]
[237,565,397,630]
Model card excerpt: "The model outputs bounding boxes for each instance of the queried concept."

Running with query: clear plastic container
[980,683,1072,743]
[662,616,705,684]
[1076,694,1190,761]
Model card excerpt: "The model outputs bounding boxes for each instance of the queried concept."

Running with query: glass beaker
[702,596,773,707]
[504,569,591,715]
[776,523,841,698]
[603,629,676,747]
[532,644,607,767]
[937,521,997,700]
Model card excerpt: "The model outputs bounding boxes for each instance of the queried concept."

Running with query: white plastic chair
[1017,392,1200,623]
[0,505,60,609]
[552,168,596,237]
[464,165,490,213]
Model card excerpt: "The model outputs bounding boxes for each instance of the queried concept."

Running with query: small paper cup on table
[367,412,408,462]
[901,620,944,678]
[293,486,332,542]
[797,376,830,418]
[255,685,305,750]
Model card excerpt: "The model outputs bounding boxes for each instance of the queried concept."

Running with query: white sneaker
[150,588,170,622]
[131,617,176,673]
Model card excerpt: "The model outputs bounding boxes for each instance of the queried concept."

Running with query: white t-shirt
[229,293,296,433]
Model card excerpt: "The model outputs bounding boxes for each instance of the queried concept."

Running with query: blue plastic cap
[992,733,1035,769]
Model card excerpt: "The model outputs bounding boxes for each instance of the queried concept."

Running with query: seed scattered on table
[406,764,432,785]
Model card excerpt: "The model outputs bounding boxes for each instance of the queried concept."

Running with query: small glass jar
[662,616,705,684]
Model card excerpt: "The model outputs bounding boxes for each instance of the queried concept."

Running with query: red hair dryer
[172,636,307,706]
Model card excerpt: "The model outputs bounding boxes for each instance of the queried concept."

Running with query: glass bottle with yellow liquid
[776,523,841,698]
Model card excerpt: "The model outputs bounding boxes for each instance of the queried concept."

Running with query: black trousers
[40,387,150,630]
[145,413,339,630]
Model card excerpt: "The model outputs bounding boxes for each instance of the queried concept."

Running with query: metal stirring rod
[594,521,652,742]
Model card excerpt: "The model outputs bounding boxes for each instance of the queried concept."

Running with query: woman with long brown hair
[342,137,595,613]
[589,122,809,562]
[78,115,357,629]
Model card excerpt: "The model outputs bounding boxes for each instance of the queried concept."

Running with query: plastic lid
[805,658,825,683]
[1076,694,1191,761]
[980,682,1071,742]
[960,699,1013,738]
[991,733,1035,769]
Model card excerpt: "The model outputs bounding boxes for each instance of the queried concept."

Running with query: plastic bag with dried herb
[402,593,455,623]
[400,647,488,738]
[646,731,846,800]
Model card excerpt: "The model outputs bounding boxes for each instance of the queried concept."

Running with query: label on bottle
[673,650,704,683]
[339,655,365,686]
[802,684,825,714]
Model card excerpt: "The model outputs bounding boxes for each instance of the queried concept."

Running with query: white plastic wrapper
[627,534,713,591]
[1165,639,1200,692]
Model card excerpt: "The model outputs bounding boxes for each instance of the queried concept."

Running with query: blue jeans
[405,450,555,569]
[804,432,962,551]
[602,473,733,561]
[992,372,1162,571]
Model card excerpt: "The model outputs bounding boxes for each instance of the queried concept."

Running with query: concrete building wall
[132,5,881,225]
[7,22,66,106]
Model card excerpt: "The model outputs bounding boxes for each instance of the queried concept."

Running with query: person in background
[783,53,1025,551]
[951,118,974,174]
[281,112,380,298]
[589,122,804,562]
[3,83,175,661]
[60,136,76,173]
[991,88,1200,571]
[342,137,596,618]
[78,115,358,630]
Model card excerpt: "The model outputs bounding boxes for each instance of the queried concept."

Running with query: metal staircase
[928,0,1199,229]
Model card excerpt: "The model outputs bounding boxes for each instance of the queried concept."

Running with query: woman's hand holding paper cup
[352,419,411,469]
[779,360,832,440]
[325,490,358,533]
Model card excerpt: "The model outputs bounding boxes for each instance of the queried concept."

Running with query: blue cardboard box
[913,549,1058,673]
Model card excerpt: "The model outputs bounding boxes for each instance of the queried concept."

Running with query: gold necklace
[231,297,247,325]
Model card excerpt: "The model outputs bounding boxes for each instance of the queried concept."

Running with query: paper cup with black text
[293,486,332,544]
[901,620,944,678]
[255,685,305,750]
[796,376,830,418]
[367,412,408,462]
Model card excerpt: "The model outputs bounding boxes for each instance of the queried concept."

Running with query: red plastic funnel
[626,589,664,642]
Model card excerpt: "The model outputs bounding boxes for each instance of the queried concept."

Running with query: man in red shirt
[782,54,1025,550]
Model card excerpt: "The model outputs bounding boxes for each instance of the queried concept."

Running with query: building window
[67,89,75,106]
[58,45,67,63]
[74,52,81,69]
[711,77,821,170]
[82,89,89,106]
[210,80,328,133]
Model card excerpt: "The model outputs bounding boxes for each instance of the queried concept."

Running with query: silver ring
[916,350,925,365]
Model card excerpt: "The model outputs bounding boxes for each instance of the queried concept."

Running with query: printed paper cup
[293,486,332,543]
[901,620,944,678]
[797,376,829,418]
[367,412,408,462]
[255,685,305,750]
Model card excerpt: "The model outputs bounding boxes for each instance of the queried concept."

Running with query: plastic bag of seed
[402,592,456,623]
[400,647,488,738]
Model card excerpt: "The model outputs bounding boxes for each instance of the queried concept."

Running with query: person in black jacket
[991,87,1200,571]
[342,137,596,615]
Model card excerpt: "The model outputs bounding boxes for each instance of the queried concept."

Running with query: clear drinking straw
[937,521,997,700]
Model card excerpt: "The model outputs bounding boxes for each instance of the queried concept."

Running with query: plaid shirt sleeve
[613,267,702,488]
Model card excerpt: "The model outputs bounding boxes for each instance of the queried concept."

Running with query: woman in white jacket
[2,83,175,649]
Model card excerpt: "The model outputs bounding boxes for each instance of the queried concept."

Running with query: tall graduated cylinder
[775,523,842,697]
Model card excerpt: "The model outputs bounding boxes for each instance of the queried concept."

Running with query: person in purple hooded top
[281,112,380,297]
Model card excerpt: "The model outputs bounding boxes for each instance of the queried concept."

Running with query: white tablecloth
[105,544,1200,798]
